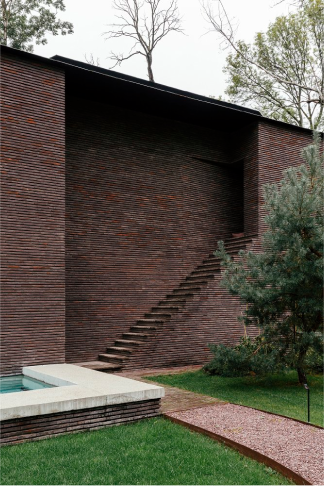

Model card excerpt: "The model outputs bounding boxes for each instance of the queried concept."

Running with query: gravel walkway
[167,403,324,485]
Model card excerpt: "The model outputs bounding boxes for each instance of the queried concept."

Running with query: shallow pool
[0,375,55,394]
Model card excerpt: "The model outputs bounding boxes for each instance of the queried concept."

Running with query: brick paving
[118,365,225,413]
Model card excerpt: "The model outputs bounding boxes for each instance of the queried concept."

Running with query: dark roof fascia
[51,54,261,118]
[2,45,321,137]
[259,116,324,137]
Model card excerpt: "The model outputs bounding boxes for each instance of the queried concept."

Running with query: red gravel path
[167,403,324,485]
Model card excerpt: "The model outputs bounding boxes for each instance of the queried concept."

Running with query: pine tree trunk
[297,347,308,384]
[297,366,307,385]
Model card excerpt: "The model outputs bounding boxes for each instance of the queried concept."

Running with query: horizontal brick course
[0,53,66,376]
[0,399,161,445]
[1,49,320,375]
[65,96,253,364]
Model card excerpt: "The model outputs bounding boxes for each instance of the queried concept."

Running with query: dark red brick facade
[0,48,319,374]
[65,96,255,364]
[0,52,66,375]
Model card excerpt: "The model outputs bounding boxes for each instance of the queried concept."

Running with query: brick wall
[0,399,160,445]
[0,53,66,375]
[258,121,315,234]
[65,97,256,363]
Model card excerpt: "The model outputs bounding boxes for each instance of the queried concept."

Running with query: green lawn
[1,418,291,485]
[147,370,324,426]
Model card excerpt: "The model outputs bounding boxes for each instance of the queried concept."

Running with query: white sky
[35,0,294,99]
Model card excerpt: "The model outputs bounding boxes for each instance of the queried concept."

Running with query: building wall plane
[0,53,66,375]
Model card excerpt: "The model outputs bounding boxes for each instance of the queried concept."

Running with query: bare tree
[201,0,324,118]
[104,0,183,82]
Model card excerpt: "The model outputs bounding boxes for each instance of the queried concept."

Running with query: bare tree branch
[85,53,101,67]
[103,0,184,82]
[201,0,323,110]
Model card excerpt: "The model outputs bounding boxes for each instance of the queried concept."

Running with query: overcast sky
[35,0,294,100]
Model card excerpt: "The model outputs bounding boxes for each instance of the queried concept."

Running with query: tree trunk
[297,366,307,385]
[147,55,154,82]
[2,0,8,45]
[297,347,308,384]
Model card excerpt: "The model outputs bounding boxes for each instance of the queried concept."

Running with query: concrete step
[116,339,142,348]
[122,332,150,341]
[74,361,122,372]
[106,346,132,355]
[99,353,129,363]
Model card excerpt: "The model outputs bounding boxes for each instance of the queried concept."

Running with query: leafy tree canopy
[213,133,323,384]
[1,0,73,52]
[223,0,324,130]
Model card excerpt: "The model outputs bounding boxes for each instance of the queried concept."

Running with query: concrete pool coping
[0,364,165,421]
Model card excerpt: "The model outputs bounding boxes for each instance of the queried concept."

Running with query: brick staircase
[78,234,256,373]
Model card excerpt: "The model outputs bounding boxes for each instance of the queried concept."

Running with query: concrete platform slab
[0,364,164,421]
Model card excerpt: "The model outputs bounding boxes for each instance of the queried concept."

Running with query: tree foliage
[0,0,73,52]
[203,0,324,130]
[210,134,323,384]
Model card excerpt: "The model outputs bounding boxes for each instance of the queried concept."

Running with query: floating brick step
[136,318,164,325]
[224,234,257,243]
[179,281,207,289]
[106,346,133,355]
[99,353,129,363]
[223,241,252,251]
[162,296,189,303]
[207,249,242,260]
[186,274,214,281]
[115,339,142,348]
[192,266,221,274]
[122,332,150,341]
[97,237,257,371]
[144,312,172,320]
[152,306,180,312]
[74,361,122,372]
[130,325,158,332]
[172,288,199,295]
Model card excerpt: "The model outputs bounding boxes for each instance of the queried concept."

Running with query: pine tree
[214,133,323,384]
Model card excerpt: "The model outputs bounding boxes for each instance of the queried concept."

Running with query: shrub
[204,336,285,377]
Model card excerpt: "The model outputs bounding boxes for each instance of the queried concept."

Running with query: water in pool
[0,375,55,394]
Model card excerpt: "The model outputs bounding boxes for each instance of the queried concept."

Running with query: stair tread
[116,339,142,345]
[107,346,132,353]
[74,361,121,370]
[137,318,164,323]
[131,325,158,330]
[153,306,179,310]
[99,353,129,360]
[123,332,150,337]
